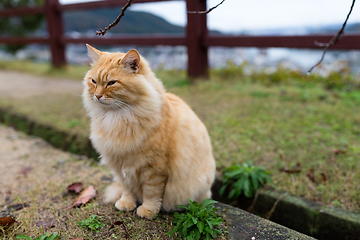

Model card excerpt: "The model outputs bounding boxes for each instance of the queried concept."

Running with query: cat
[82,44,216,219]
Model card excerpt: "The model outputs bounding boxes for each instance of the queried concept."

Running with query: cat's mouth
[93,97,111,105]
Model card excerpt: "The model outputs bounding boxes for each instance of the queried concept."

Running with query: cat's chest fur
[91,113,146,153]
[89,109,164,169]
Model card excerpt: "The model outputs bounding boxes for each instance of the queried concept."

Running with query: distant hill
[63,8,185,34]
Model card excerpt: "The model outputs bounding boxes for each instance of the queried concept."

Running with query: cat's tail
[104,182,123,204]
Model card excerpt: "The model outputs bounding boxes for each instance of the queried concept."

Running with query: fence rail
[0,0,360,78]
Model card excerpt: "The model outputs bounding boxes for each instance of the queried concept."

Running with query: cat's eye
[91,79,96,85]
[107,80,117,86]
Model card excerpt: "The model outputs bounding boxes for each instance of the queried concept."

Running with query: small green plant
[167,199,223,240]
[78,215,105,233]
[220,162,273,199]
[332,199,344,208]
[16,232,59,240]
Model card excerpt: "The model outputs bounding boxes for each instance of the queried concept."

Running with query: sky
[59,0,360,33]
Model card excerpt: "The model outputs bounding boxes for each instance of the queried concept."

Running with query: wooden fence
[1,0,360,79]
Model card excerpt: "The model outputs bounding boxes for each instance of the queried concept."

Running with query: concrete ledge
[212,179,360,240]
[1,107,360,239]
[216,202,315,240]
[316,208,360,240]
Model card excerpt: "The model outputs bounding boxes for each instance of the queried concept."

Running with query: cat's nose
[95,94,103,99]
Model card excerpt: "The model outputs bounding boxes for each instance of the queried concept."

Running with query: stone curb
[215,202,315,240]
[212,180,360,240]
[1,107,359,239]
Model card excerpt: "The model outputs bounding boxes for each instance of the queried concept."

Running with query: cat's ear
[121,49,141,73]
[86,44,102,63]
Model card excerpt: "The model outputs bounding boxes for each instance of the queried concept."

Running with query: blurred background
[1,0,360,75]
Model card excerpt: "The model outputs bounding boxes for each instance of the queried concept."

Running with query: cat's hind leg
[196,189,212,204]
[104,181,123,204]
[115,189,137,211]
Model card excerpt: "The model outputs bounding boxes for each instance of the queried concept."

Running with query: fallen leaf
[7,203,29,211]
[5,190,11,203]
[67,185,97,210]
[332,149,346,155]
[36,218,57,229]
[321,173,327,182]
[19,166,33,177]
[67,182,83,194]
[108,220,128,239]
[280,163,301,174]
[306,169,315,182]
[0,216,18,228]
[109,220,124,230]
[280,167,301,174]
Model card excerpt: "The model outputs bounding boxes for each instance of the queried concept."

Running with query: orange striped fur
[83,45,216,219]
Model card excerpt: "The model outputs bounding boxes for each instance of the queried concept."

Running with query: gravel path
[0,124,71,203]
[0,123,107,210]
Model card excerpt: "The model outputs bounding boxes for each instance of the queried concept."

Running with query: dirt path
[0,122,108,206]
[0,123,185,239]
[0,71,83,98]
[0,123,113,238]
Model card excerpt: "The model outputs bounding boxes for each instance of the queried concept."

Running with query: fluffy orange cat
[83,44,215,219]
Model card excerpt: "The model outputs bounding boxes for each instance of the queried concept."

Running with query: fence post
[186,0,209,80]
[45,0,66,68]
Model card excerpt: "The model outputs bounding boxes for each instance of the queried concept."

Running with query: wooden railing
[0,0,360,79]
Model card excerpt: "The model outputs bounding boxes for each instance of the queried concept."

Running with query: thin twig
[188,0,226,14]
[247,190,260,213]
[308,0,356,73]
[265,193,288,220]
[96,0,133,36]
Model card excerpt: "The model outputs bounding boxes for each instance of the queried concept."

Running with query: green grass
[0,60,89,80]
[0,60,359,212]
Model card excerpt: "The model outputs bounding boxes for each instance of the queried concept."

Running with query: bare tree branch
[188,0,226,14]
[96,0,133,36]
[308,0,356,73]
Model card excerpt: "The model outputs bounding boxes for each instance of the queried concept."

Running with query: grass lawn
[0,60,359,213]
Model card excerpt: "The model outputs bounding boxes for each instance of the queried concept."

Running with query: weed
[332,199,344,208]
[167,199,223,240]
[220,162,273,198]
[78,215,105,233]
[16,232,59,240]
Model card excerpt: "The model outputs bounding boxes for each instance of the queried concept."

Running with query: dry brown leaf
[0,216,17,228]
[280,163,301,174]
[36,218,57,229]
[5,190,11,203]
[321,173,327,182]
[306,169,315,182]
[108,221,129,239]
[67,185,97,210]
[280,168,302,174]
[67,182,83,194]
[19,166,32,177]
[7,203,29,211]
[332,149,347,155]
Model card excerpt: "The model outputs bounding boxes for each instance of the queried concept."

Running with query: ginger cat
[83,44,216,219]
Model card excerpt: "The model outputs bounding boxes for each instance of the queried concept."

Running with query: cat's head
[83,44,164,116]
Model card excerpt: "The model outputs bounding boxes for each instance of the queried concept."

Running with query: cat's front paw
[136,205,159,219]
[115,199,136,212]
